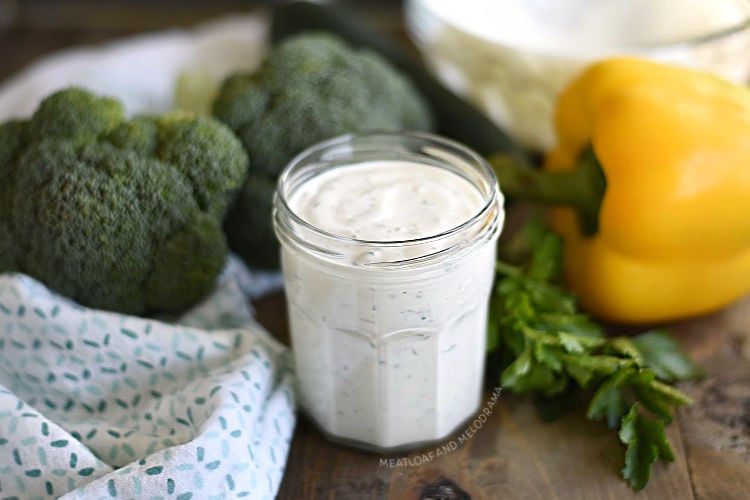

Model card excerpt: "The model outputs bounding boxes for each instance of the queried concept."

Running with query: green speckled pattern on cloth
[0,262,295,499]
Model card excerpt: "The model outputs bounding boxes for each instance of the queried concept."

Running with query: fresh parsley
[487,219,702,490]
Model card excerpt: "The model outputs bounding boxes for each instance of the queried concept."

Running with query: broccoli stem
[487,145,606,235]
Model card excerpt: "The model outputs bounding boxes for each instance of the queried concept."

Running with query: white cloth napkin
[0,13,297,500]
[0,259,295,499]
[0,12,268,119]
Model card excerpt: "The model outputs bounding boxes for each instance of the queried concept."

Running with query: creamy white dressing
[290,161,484,242]
[277,153,502,451]
[418,0,750,54]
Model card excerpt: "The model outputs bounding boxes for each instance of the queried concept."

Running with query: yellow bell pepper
[548,57,750,323]
[491,57,750,323]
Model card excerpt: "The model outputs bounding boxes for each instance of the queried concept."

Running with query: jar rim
[274,131,502,252]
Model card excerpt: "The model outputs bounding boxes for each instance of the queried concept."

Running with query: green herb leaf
[526,230,563,282]
[561,353,624,378]
[501,344,533,386]
[631,330,703,381]
[534,342,564,371]
[619,404,675,490]
[587,369,632,428]
[632,376,694,423]
[608,337,645,366]
[501,344,567,395]
[558,330,605,353]
[487,219,699,491]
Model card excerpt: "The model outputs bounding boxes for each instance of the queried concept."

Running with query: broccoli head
[213,32,433,268]
[0,87,249,315]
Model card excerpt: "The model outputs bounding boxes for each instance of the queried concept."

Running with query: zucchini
[270,1,530,165]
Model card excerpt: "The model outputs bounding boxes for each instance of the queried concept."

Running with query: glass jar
[273,132,503,452]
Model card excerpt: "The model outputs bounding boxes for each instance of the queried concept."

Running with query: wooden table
[3,2,750,499]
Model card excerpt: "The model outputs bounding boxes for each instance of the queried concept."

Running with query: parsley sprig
[487,220,702,490]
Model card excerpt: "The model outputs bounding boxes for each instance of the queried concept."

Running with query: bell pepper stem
[487,146,606,234]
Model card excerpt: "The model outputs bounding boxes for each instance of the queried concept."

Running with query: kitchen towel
[0,258,295,499]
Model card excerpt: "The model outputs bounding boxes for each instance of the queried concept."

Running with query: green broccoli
[221,173,278,269]
[213,32,433,268]
[0,87,249,315]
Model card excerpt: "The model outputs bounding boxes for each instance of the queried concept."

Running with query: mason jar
[273,132,504,452]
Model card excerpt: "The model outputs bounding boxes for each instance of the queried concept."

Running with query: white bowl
[405,0,750,151]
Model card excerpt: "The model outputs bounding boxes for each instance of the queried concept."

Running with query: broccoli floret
[222,174,278,269]
[28,87,122,140]
[0,87,249,315]
[0,121,24,271]
[213,32,433,268]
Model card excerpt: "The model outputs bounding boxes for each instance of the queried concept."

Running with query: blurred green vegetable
[271,1,528,164]
[213,31,433,268]
[0,87,248,315]
[174,69,221,117]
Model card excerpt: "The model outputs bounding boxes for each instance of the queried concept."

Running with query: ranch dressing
[290,161,484,257]
[274,133,503,451]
